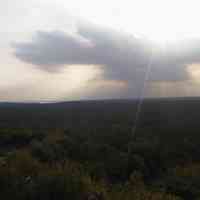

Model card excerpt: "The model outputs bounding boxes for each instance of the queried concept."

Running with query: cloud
[12,23,200,97]
[13,24,151,83]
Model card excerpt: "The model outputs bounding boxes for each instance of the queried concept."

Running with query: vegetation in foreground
[0,99,200,199]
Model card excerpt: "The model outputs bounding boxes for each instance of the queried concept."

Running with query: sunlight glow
[187,64,200,82]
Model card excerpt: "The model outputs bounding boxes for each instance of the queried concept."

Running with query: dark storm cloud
[13,24,151,83]
[13,23,200,84]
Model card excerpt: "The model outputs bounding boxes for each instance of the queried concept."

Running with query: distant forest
[0,98,200,200]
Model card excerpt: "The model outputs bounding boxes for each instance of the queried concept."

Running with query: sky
[1,0,200,102]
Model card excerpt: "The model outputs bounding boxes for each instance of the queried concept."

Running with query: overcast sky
[1,0,200,102]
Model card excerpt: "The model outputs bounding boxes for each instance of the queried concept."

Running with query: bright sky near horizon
[1,0,200,101]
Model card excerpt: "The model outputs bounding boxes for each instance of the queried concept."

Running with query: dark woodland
[0,98,200,199]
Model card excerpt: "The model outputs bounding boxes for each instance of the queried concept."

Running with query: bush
[0,129,33,147]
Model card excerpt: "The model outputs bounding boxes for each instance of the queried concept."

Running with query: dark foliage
[0,98,200,199]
